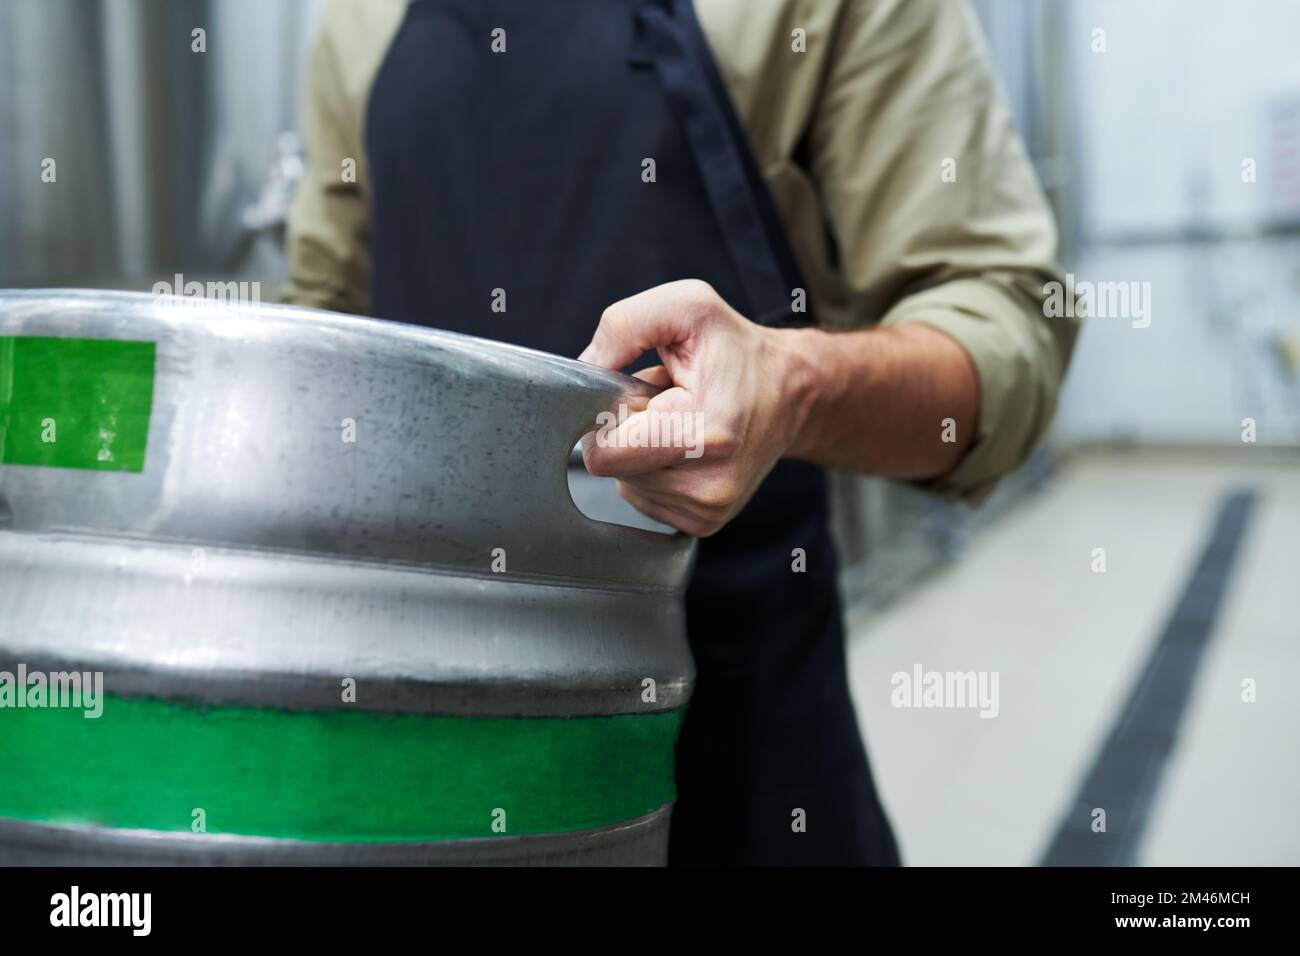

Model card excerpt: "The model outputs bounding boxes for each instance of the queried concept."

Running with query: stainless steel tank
[0,289,694,865]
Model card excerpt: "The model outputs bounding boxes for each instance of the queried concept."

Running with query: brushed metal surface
[0,290,695,716]
[0,532,691,716]
[0,290,690,586]
[0,808,672,867]
[0,290,694,865]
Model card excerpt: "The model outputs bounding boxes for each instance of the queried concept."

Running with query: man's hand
[578,280,811,538]
[578,279,981,538]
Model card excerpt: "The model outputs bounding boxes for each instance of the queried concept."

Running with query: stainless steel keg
[0,290,694,865]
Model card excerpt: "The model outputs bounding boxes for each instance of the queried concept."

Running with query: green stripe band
[0,694,682,842]
[0,336,156,472]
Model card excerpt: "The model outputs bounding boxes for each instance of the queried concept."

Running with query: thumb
[633,364,674,389]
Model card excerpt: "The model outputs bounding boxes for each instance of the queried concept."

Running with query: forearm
[780,322,980,480]
[579,280,987,537]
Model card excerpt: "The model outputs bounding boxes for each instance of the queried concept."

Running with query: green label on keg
[0,336,155,472]
[0,694,683,843]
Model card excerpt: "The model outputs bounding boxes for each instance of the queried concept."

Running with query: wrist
[770,326,836,460]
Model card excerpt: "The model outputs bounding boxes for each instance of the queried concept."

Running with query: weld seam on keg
[0,808,673,865]
[13,530,688,597]
[0,336,155,472]
[0,695,683,842]
[0,655,692,716]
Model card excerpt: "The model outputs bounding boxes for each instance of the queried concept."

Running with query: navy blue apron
[366,0,900,865]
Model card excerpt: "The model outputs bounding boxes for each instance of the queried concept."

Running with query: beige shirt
[284,0,1079,503]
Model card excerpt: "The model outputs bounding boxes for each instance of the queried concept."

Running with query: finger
[618,469,733,529]
[619,479,713,526]
[583,409,693,477]
[617,482,700,536]
[577,280,709,370]
[633,365,674,389]
[614,465,694,497]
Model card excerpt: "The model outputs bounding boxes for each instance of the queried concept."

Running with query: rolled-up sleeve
[809,0,1080,503]
[281,2,376,315]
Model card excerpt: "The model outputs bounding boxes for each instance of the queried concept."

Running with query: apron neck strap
[634,0,810,329]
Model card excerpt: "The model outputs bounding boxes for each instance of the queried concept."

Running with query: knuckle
[693,479,736,511]
[679,278,715,299]
[715,432,743,458]
[699,429,740,460]
[678,279,721,314]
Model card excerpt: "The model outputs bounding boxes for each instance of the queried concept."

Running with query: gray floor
[845,450,1300,866]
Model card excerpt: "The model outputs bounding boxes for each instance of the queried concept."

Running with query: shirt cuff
[877,277,1060,506]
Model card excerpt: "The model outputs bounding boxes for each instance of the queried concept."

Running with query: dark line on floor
[1039,489,1259,866]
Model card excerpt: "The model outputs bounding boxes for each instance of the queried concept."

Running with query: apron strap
[635,0,809,329]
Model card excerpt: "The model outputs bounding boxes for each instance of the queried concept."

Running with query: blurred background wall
[3,0,1297,451]
[837,0,1300,605]
[0,0,323,288]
